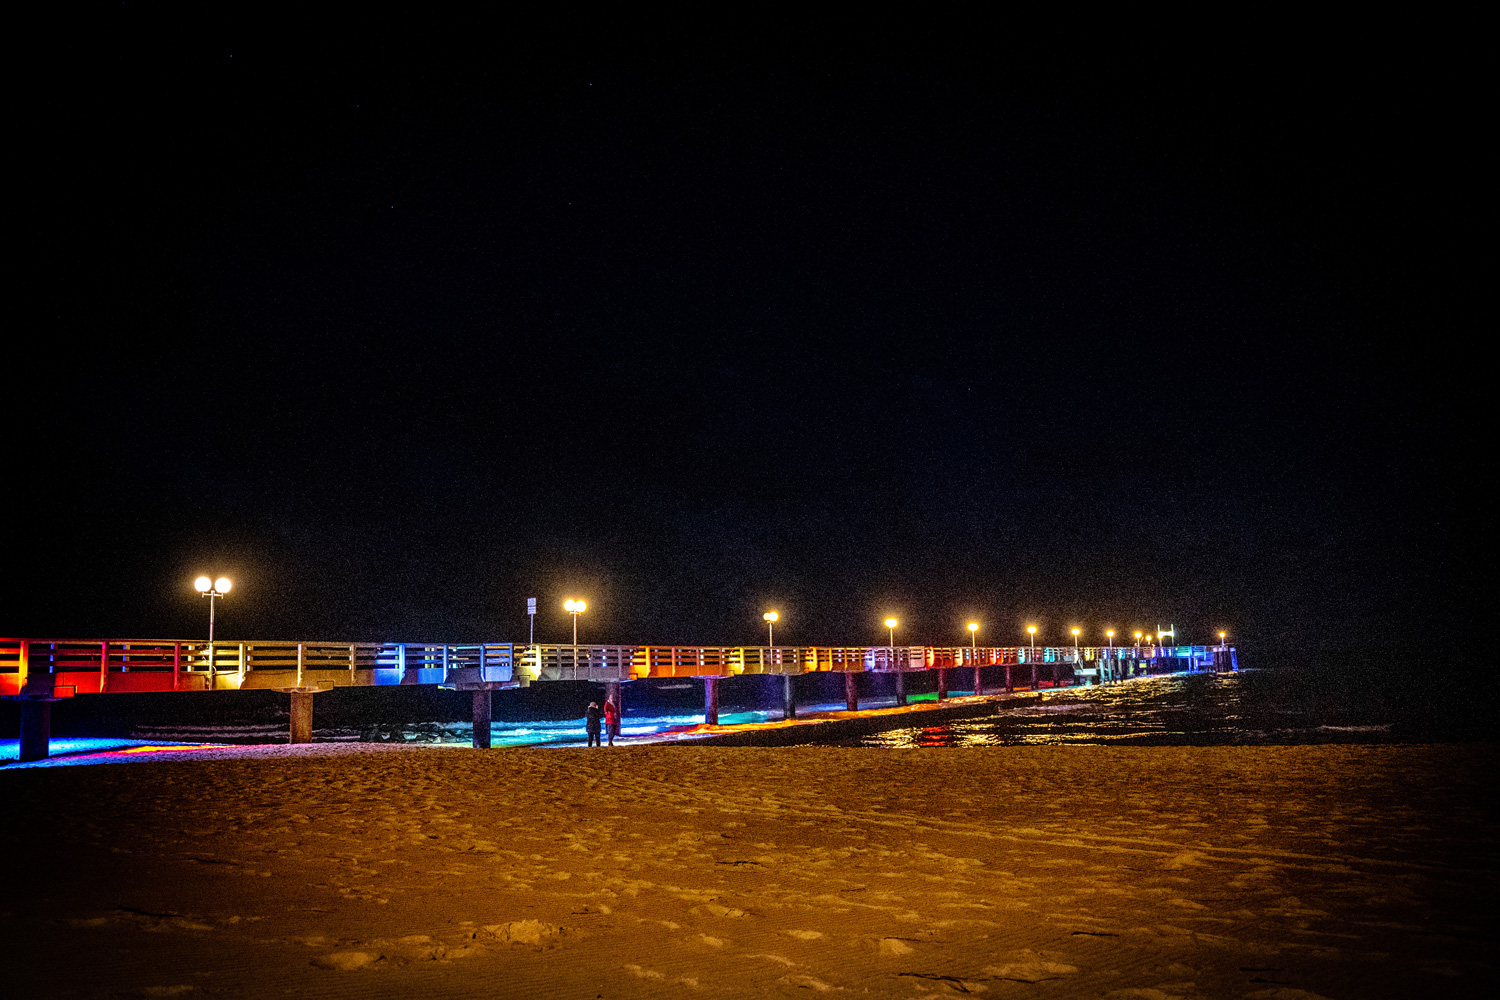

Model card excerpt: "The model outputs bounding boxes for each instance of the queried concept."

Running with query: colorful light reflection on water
[840,671,1460,747]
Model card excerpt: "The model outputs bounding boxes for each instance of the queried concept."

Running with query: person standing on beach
[585,701,602,748]
[604,698,620,746]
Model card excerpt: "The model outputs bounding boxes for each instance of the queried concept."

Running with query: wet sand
[3,743,1495,998]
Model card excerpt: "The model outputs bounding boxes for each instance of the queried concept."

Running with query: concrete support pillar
[289,691,315,744]
[1005,663,1013,692]
[937,667,948,702]
[1030,661,1039,691]
[472,689,492,749]
[19,700,51,763]
[782,673,796,721]
[973,663,983,696]
[894,662,907,707]
[844,670,859,712]
[704,677,719,726]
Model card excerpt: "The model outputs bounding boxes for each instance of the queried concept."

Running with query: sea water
[834,669,1486,748]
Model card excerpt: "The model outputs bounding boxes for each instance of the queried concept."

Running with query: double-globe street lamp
[194,576,231,675]
[764,610,779,648]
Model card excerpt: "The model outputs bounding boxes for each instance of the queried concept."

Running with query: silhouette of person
[585,701,602,748]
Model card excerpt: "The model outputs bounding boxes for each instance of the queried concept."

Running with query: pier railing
[0,637,1220,697]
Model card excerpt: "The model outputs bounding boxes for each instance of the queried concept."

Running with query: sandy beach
[3,743,1494,999]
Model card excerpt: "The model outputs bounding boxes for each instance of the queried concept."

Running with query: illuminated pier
[2,638,1236,761]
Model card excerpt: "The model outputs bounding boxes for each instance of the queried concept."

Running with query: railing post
[172,642,181,690]
[296,643,305,688]
[239,642,247,686]
[99,640,109,693]
[349,643,356,684]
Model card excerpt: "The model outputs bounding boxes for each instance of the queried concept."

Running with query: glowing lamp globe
[194,576,212,593]
[214,577,232,594]
[967,623,978,633]
[763,611,778,622]
[884,618,898,629]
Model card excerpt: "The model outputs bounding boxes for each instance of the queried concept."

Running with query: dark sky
[8,17,1484,660]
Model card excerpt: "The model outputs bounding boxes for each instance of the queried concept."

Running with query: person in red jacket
[603,698,620,746]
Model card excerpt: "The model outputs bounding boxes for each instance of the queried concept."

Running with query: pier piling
[895,662,907,707]
[289,691,315,744]
[937,667,948,702]
[844,671,859,711]
[783,673,796,720]
[472,689,492,749]
[704,677,719,726]
[973,663,983,696]
[18,700,51,762]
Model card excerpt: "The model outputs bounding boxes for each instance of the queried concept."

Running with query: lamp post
[1070,627,1080,654]
[885,618,902,706]
[967,621,978,654]
[1106,629,1115,683]
[1218,630,1227,649]
[1134,630,1143,648]
[194,576,231,677]
[764,611,779,648]
[564,599,586,673]
[1026,625,1039,691]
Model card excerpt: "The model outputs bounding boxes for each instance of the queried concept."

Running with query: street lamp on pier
[564,599,587,645]
[1218,630,1227,649]
[967,621,979,656]
[1027,625,1037,657]
[194,576,231,675]
[1071,627,1081,656]
[764,611,779,647]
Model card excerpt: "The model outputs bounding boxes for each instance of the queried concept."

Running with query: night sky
[9,17,1483,661]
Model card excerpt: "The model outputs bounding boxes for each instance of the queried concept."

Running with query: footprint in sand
[311,951,382,971]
